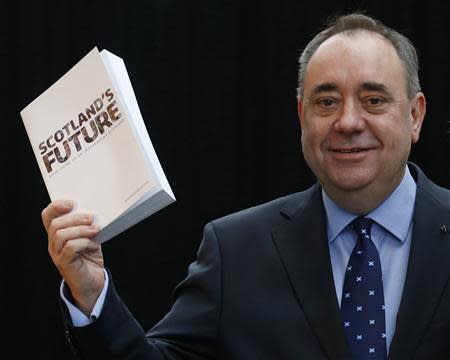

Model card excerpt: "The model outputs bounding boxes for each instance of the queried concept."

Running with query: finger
[48,212,94,240]
[41,200,74,231]
[51,225,100,255]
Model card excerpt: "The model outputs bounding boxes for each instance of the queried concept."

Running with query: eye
[317,98,336,107]
[366,97,385,106]
[310,96,340,116]
[362,95,389,113]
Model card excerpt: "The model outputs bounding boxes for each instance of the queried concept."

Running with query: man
[43,13,450,359]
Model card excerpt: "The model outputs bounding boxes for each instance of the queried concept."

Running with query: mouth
[328,146,375,161]
[331,147,372,153]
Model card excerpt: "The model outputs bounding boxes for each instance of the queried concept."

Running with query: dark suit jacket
[65,163,450,359]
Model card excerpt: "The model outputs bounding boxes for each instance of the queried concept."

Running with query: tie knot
[352,216,372,237]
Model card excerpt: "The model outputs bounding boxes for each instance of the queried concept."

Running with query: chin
[326,171,374,192]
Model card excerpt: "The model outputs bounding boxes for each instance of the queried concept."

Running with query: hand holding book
[42,200,104,316]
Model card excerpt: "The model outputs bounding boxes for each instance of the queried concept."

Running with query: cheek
[365,115,402,143]
[302,117,329,142]
[386,118,414,145]
[366,117,413,162]
[301,127,323,157]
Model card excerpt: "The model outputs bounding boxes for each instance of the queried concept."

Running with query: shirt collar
[322,166,416,244]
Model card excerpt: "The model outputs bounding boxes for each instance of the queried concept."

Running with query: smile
[331,147,371,153]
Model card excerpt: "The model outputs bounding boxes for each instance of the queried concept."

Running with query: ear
[297,99,305,128]
[410,92,426,144]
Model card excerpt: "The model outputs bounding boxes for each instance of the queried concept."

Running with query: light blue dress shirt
[323,166,416,353]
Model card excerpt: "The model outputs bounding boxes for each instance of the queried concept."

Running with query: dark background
[2,0,450,358]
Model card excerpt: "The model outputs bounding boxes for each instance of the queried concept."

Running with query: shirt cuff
[60,268,109,327]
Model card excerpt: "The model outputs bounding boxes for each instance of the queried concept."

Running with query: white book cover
[20,47,175,243]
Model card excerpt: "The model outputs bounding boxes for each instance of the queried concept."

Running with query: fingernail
[63,200,73,208]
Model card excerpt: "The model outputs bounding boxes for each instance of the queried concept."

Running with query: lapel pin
[440,224,448,234]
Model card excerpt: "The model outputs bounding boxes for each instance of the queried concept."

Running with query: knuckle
[48,217,63,237]
[79,213,92,224]
[63,239,80,255]
[53,228,65,242]
[60,242,74,259]
[64,240,75,251]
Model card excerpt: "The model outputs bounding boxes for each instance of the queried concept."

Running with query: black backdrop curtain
[2,0,450,358]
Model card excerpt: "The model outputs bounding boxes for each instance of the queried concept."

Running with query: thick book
[20,47,175,243]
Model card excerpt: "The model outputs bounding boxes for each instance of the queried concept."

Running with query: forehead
[304,31,407,96]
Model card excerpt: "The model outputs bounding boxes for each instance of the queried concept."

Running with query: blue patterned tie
[341,217,387,359]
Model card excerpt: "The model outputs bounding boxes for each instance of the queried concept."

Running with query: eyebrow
[310,82,338,96]
[358,82,389,94]
[309,81,393,97]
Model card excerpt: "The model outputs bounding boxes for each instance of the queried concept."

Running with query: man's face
[298,32,425,208]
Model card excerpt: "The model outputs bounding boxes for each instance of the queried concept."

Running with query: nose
[333,100,365,133]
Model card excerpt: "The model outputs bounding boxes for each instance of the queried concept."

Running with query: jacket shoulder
[410,162,450,209]
[210,184,321,233]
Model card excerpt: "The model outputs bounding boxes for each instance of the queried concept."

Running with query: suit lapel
[389,168,450,359]
[272,185,350,359]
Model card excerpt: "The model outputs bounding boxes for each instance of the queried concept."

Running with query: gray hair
[296,13,421,99]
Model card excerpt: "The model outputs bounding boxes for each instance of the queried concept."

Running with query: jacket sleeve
[63,222,223,360]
